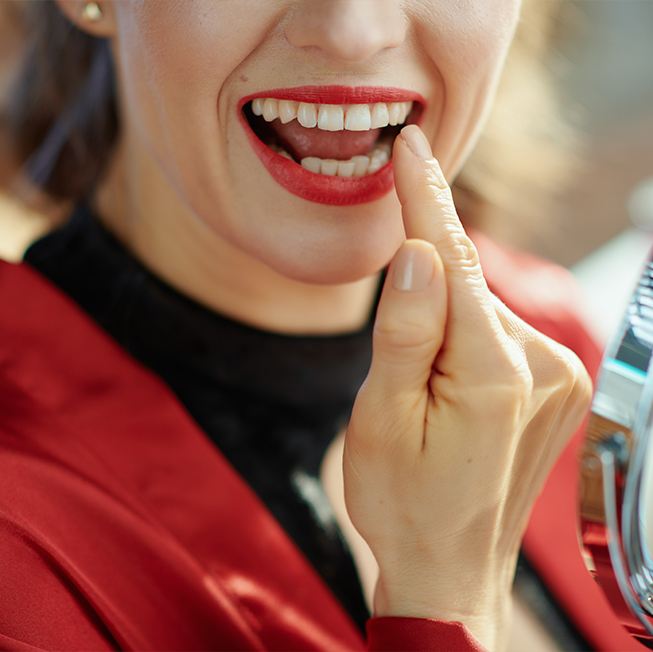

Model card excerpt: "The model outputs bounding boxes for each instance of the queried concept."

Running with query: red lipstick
[237,85,426,206]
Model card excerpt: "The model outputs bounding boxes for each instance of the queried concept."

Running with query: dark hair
[8,2,118,200]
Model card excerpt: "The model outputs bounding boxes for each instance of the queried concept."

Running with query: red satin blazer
[0,232,642,651]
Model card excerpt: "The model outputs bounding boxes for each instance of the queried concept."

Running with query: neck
[93,135,382,336]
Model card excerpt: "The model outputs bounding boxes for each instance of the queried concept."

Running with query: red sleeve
[366,616,487,651]
[0,522,115,651]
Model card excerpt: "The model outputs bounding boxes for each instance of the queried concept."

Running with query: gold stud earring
[81,1,103,22]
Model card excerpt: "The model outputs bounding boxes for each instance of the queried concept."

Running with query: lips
[236,85,426,206]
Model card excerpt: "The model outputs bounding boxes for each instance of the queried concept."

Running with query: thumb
[365,238,447,403]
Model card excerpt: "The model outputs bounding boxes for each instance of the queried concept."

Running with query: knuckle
[551,345,585,391]
[423,159,450,193]
[535,339,592,403]
[565,353,593,407]
[414,162,487,282]
[572,371,594,415]
[522,328,578,381]
[435,229,482,275]
[545,348,594,429]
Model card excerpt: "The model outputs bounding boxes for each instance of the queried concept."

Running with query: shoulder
[470,229,604,377]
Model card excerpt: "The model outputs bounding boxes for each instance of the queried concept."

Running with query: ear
[54,0,116,38]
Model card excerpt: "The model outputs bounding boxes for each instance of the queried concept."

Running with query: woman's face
[73,0,521,284]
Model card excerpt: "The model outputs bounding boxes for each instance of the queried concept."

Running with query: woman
[0,1,635,650]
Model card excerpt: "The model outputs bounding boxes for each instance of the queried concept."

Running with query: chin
[244,215,403,286]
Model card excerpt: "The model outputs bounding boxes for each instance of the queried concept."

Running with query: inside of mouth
[243,101,407,164]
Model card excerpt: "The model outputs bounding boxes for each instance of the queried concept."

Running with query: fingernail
[400,125,433,160]
[392,242,435,292]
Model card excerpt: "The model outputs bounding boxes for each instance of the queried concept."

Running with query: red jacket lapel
[1,240,644,650]
[0,259,363,651]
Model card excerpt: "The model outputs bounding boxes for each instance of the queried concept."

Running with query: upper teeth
[251,98,413,131]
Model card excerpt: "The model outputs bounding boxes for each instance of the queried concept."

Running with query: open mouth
[243,98,419,177]
[236,86,426,205]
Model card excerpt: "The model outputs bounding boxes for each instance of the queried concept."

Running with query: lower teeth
[270,140,392,177]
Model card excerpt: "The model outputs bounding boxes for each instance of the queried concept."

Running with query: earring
[81,1,103,22]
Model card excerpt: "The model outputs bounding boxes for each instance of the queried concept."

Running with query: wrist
[372,559,514,651]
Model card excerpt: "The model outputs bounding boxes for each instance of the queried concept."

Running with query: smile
[237,85,426,206]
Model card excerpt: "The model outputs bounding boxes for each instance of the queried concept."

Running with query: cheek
[414,0,520,172]
[112,1,281,208]
[419,0,519,80]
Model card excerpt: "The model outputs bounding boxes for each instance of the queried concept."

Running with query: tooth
[279,150,293,160]
[401,101,413,123]
[372,141,390,156]
[252,98,264,116]
[344,104,372,131]
[387,102,403,126]
[301,153,384,176]
[262,98,279,122]
[336,160,356,177]
[317,104,344,131]
[369,148,389,172]
[396,101,409,124]
[297,102,317,128]
[278,100,298,124]
[370,103,390,129]
[255,98,414,130]
[351,155,370,176]
[320,159,339,176]
[378,141,392,157]
[300,157,321,173]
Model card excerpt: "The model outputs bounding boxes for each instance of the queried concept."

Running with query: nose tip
[317,24,391,63]
[284,0,406,64]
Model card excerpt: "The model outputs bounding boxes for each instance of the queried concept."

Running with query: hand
[342,125,593,650]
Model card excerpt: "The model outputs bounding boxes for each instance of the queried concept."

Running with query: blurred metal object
[580,247,653,646]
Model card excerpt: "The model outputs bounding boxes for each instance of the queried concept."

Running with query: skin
[344,130,591,649]
[56,0,520,334]
[55,1,593,649]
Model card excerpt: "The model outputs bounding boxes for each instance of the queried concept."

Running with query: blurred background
[543,0,653,345]
[547,0,653,268]
[0,0,652,345]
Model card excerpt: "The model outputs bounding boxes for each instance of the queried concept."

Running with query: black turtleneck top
[22,199,590,649]
[23,199,378,632]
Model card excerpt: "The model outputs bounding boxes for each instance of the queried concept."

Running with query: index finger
[392,124,501,344]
